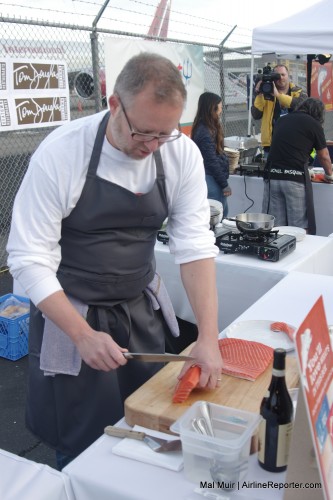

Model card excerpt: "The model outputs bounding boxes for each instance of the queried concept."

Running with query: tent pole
[247,54,255,136]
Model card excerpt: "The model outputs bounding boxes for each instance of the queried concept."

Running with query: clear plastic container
[170,401,261,488]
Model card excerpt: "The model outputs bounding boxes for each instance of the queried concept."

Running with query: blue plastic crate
[0,294,30,361]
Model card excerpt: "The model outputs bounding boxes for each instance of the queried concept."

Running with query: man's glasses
[117,95,182,144]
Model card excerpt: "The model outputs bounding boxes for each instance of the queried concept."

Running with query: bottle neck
[272,368,286,377]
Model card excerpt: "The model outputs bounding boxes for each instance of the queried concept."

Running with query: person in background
[7,53,222,469]
[191,92,231,217]
[251,64,307,157]
[262,97,333,234]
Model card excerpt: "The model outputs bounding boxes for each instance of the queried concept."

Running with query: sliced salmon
[270,321,295,341]
[218,338,273,381]
[172,365,201,403]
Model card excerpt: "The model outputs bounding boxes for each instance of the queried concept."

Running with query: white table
[228,175,333,237]
[63,271,333,500]
[0,448,75,500]
[223,270,333,329]
[155,235,333,331]
[64,418,285,500]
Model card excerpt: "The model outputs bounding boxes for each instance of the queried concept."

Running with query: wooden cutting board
[125,344,300,434]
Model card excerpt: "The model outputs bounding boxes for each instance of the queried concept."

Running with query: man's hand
[273,82,280,98]
[324,172,333,183]
[222,186,232,197]
[76,329,129,371]
[177,337,223,390]
[37,290,128,372]
[254,81,262,94]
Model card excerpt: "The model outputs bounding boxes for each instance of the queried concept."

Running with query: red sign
[294,296,333,498]
[311,61,333,111]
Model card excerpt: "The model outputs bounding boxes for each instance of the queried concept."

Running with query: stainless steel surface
[123,352,195,362]
[200,402,215,437]
[104,426,182,453]
[191,418,210,436]
[228,213,275,234]
[224,136,259,150]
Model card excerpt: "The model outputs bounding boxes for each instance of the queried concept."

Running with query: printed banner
[0,58,70,131]
[311,61,333,111]
[104,38,205,135]
[294,296,333,499]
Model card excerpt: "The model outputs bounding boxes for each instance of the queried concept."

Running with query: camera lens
[261,82,273,93]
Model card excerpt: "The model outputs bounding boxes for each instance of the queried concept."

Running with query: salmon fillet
[218,338,273,381]
[172,338,274,403]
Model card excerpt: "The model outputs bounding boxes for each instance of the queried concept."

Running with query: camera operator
[251,64,307,156]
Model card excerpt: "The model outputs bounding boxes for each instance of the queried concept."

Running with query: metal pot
[228,213,275,234]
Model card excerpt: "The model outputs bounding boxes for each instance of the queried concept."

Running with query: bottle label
[272,368,286,377]
[258,419,266,464]
[258,420,293,468]
[276,422,293,467]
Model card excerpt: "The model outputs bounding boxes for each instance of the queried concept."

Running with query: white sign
[0,58,70,131]
[104,38,204,131]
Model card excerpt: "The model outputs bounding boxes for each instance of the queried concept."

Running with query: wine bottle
[258,348,294,472]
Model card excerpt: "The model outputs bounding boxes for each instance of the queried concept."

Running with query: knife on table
[123,352,194,362]
[104,425,182,452]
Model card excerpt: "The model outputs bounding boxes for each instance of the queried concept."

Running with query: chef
[262,97,333,234]
[7,52,222,469]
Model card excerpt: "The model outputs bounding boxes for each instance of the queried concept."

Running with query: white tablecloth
[0,448,74,500]
[223,270,333,329]
[64,418,285,500]
[228,175,333,237]
[155,235,333,331]
[63,270,333,500]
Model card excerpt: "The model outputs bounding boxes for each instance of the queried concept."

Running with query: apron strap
[153,149,165,180]
[304,163,316,235]
[87,111,111,176]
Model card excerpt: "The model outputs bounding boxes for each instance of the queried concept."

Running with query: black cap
[273,348,286,370]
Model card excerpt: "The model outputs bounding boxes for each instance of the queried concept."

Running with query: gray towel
[40,274,179,377]
[40,295,88,377]
[145,273,180,338]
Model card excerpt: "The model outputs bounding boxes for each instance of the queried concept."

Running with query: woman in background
[191,92,231,217]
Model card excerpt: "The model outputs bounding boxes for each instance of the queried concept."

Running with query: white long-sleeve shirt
[7,110,218,306]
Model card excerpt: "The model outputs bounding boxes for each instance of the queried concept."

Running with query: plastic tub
[170,401,261,488]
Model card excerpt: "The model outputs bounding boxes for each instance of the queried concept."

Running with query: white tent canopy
[252,0,332,55]
[248,0,332,134]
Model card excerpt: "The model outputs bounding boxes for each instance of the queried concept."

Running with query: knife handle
[104,425,145,441]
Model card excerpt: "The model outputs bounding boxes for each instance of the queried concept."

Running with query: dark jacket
[192,122,229,189]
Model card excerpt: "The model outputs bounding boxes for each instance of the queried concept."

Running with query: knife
[123,352,194,362]
[104,425,182,453]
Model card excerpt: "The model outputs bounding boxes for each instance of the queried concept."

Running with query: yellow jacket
[251,83,307,147]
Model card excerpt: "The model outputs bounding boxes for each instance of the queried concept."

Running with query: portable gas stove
[215,229,296,262]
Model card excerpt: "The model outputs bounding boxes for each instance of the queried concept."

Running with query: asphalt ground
[0,271,56,468]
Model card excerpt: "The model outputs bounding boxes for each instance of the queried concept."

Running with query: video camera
[257,64,281,101]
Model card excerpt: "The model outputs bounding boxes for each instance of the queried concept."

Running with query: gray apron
[26,111,170,457]
[303,164,316,235]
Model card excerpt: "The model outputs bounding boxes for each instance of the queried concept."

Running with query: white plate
[275,226,306,242]
[224,320,295,352]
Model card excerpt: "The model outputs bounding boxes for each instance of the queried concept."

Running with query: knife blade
[104,425,182,452]
[123,352,194,362]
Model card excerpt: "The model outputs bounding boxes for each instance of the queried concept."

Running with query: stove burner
[241,230,279,242]
[215,230,296,261]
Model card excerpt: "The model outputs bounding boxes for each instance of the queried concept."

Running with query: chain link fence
[1,17,328,290]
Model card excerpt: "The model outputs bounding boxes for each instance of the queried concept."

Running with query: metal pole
[219,25,237,134]
[91,0,110,113]
[247,54,255,136]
